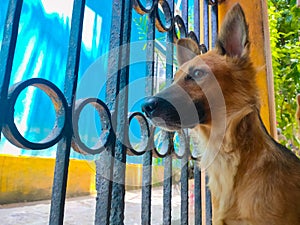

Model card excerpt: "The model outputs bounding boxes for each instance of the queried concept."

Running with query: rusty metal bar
[194,0,200,40]
[203,0,209,48]
[163,152,173,225]
[108,0,133,224]
[194,164,202,225]
[0,0,23,137]
[180,134,189,225]
[49,0,86,224]
[141,4,156,225]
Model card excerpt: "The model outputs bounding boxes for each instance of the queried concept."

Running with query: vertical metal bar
[95,1,127,224]
[210,4,218,48]
[182,0,188,32]
[109,0,133,224]
[205,175,212,225]
[166,0,174,81]
[0,0,23,136]
[49,0,85,224]
[193,0,200,40]
[95,148,114,225]
[141,150,153,225]
[141,7,156,225]
[180,136,189,225]
[203,0,209,48]
[194,164,202,225]
[95,0,133,224]
[163,1,174,223]
[163,151,173,225]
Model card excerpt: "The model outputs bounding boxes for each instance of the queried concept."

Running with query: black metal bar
[193,0,200,40]
[180,135,189,225]
[194,165,202,225]
[163,1,174,223]
[141,5,156,225]
[0,0,23,137]
[182,0,188,32]
[109,0,133,224]
[163,153,172,225]
[210,3,218,48]
[165,0,174,81]
[203,0,209,48]
[49,0,86,224]
[205,174,212,225]
[95,0,133,224]
[95,148,114,225]
[141,149,153,225]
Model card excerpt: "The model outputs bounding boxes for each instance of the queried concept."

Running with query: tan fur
[173,4,300,225]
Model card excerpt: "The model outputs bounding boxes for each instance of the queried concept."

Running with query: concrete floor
[0,186,195,225]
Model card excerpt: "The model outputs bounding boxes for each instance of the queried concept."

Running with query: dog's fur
[142,4,300,225]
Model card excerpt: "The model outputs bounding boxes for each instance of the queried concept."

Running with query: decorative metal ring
[2,78,68,149]
[153,127,172,157]
[173,15,187,41]
[133,0,156,15]
[173,131,188,158]
[191,151,201,160]
[72,98,112,155]
[190,136,202,160]
[155,0,173,32]
[208,0,218,6]
[199,43,208,54]
[127,112,150,155]
[188,31,200,45]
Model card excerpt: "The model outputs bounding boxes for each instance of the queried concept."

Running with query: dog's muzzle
[142,96,181,129]
[141,85,206,130]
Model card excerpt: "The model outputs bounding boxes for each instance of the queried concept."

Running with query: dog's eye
[185,69,207,81]
[193,69,207,78]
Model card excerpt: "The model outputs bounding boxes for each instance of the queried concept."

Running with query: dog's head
[142,4,259,131]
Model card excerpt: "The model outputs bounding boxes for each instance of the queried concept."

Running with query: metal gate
[0,0,218,224]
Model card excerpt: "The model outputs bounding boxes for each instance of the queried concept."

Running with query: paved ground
[0,186,195,225]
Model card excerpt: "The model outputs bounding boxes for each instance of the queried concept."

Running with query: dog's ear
[176,38,200,66]
[297,94,300,106]
[216,3,249,58]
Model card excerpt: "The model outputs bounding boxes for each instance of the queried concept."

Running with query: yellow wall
[0,155,95,204]
[0,154,164,204]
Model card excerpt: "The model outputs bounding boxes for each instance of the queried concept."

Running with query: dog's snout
[141,97,159,117]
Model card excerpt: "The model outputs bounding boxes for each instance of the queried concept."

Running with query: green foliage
[268,0,300,147]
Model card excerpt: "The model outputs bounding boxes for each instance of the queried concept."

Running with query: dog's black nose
[141,97,159,117]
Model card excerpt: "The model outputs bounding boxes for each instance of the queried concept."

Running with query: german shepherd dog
[142,4,300,225]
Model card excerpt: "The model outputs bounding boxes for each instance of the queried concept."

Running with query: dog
[142,3,300,225]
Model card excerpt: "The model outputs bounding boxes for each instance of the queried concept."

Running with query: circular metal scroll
[72,98,112,155]
[153,127,172,157]
[133,0,156,15]
[127,112,151,155]
[188,31,199,44]
[190,135,202,160]
[173,130,188,158]
[155,0,173,32]
[173,15,187,40]
[2,78,68,149]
